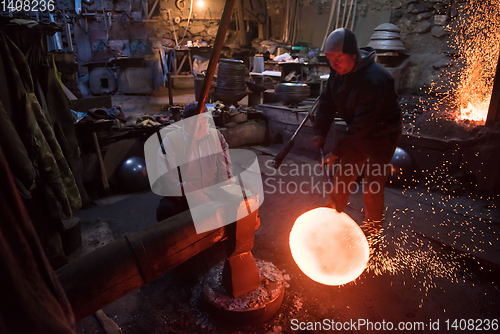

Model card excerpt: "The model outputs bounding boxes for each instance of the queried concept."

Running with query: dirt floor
[74,152,500,334]
[71,90,500,333]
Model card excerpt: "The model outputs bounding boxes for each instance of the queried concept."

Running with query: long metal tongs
[320,147,332,183]
[272,97,320,168]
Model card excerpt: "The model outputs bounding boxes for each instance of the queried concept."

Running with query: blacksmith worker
[155,101,235,222]
[313,28,402,242]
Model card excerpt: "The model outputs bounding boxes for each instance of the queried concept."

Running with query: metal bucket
[214,59,247,105]
[274,83,311,105]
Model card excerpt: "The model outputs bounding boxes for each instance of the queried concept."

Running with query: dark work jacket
[315,48,402,160]
[0,31,81,220]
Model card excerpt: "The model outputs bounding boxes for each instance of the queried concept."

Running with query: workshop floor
[73,89,500,334]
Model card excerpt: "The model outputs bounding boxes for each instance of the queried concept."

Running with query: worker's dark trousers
[326,149,397,222]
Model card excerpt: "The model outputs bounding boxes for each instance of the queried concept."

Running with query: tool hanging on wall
[107,12,112,30]
[101,10,109,40]
[48,13,63,50]
[167,10,179,47]
[62,9,74,52]
[82,11,97,34]
[175,0,186,10]
[67,20,74,51]
[75,0,82,15]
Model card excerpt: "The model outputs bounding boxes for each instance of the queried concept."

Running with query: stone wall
[388,0,466,94]
[292,0,469,94]
[145,0,225,49]
[65,0,472,95]
[354,0,469,95]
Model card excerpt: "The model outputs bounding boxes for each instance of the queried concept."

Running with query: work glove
[312,135,326,151]
[321,152,339,170]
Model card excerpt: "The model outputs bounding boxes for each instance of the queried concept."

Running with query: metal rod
[341,0,348,28]
[350,0,357,31]
[273,97,320,168]
[284,0,290,43]
[181,0,237,163]
[195,0,237,115]
[345,0,354,29]
[321,0,337,51]
[167,72,174,106]
[335,0,341,29]
[236,0,247,46]
[291,0,298,45]
[66,22,74,52]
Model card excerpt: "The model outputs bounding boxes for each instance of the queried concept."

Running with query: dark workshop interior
[1,0,500,333]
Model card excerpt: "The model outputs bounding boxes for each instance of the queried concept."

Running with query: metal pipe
[66,22,74,52]
[167,71,174,105]
[321,0,338,51]
[195,0,237,114]
[335,0,341,29]
[341,0,348,28]
[181,0,237,163]
[284,0,290,43]
[345,0,354,29]
[350,0,357,31]
[273,97,320,167]
[236,0,247,46]
[56,208,228,321]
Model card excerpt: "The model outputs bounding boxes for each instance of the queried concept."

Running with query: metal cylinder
[214,59,248,105]
[368,23,405,52]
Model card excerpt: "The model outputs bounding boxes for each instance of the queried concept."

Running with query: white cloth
[156,124,235,198]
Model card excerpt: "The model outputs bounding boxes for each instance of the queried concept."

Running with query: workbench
[164,46,213,75]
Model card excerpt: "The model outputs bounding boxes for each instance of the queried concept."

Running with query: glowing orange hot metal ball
[289,208,369,286]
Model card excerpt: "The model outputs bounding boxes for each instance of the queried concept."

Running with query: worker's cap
[181,101,211,119]
[324,28,359,55]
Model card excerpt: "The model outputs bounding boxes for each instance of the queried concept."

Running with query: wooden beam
[236,0,247,46]
[57,206,228,321]
[147,0,160,20]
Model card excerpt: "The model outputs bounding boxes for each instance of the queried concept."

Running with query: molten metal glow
[289,208,369,286]
[460,101,488,122]
[451,0,500,124]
